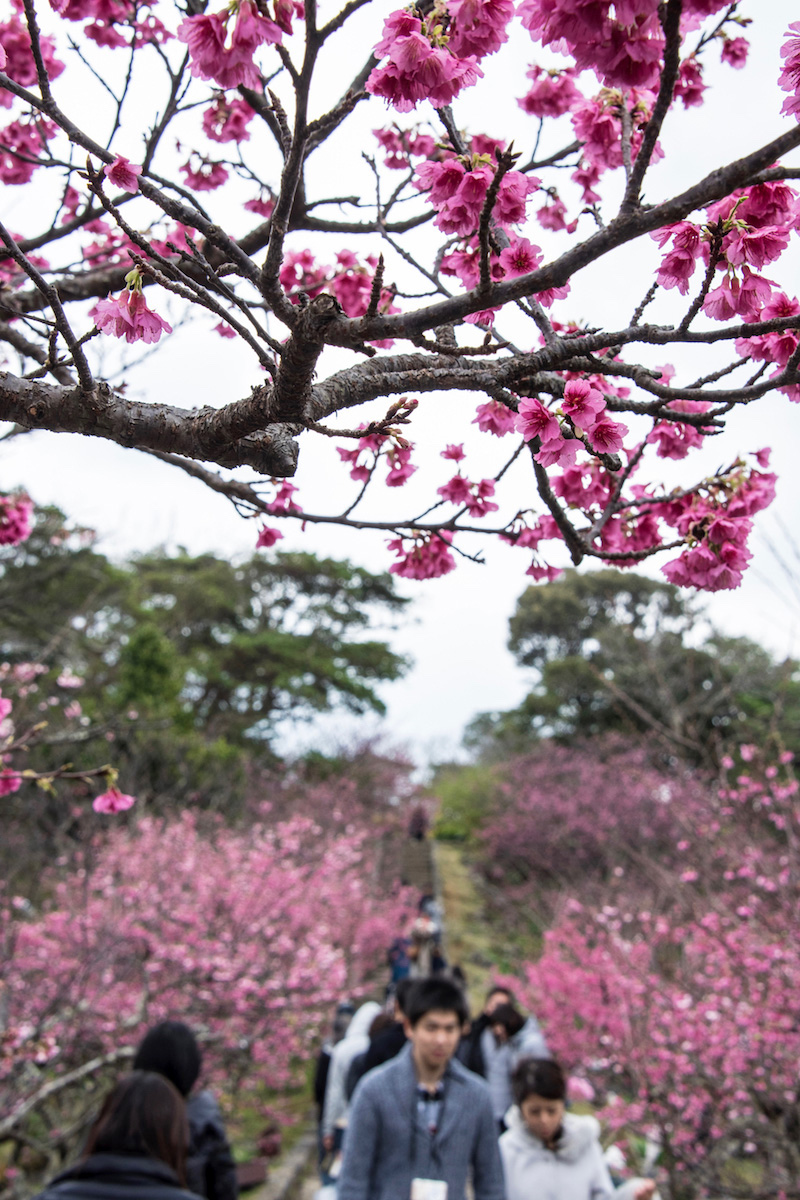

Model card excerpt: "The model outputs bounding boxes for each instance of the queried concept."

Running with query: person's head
[484,985,513,1016]
[85,1071,188,1182]
[133,1020,201,1098]
[489,1002,525,1043]
[368,1012,395,1040]
[512,1058,567,1147]
[395,977,413,1017]
[403,979,469,1074]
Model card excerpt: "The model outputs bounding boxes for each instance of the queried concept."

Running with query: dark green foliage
[468,569,800,767]
[0,507,410,827]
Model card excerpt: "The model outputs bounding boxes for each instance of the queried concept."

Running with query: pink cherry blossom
[0,494,33,545]
[779,21,800,121]
[0,769,22,796]
[386,444,417,487]
[0,14,64,101]
[673,56,705,108]
[447,0,515,60]
[441,444,466,461]
[367,11,483,112]
[473,400,517,436]
[466,478,499,518]
[202,96,255,143]
[437,474,473,505]
[177,0,282,91]
[92,785,136,813]
[561,379,606,429]
[388,531,456,579]
[518,64,581,118]
[180,156,229,191]
[589,414,628,454]
[103,154,142,192]
[256,525,284,548]
[721,36,748,69]
[535,431,579,468]
[266,480,301,514]
[92,285,172,345]
[516,396,561,443]
[0,116,58,184]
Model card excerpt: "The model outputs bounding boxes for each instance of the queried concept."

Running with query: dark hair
[85,1071,189,1182]
[512,1058,567,1105]
[369,1012,395,1040]
[405,978,469,1027]
[395,978,414,1015]
[486,985,513,1004]
[490,1002,525,1037]
[133,1020,201,1097]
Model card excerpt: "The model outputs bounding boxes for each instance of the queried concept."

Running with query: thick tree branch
[0,373,300,475]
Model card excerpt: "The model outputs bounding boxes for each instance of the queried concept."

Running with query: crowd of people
[313,976,658,1200]
[26,880,659,1200]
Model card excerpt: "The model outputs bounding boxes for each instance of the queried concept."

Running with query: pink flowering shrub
[477,739,707,916]
[1,808,413,1155]
[489,744,800,1197]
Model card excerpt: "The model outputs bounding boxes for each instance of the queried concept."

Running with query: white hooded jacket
[321,1001,382,1137]
[499,1107,615,1200]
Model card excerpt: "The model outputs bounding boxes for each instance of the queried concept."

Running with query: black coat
[359,1021,407,1077]
[34,1153,200,1200]
[457,1012,491,1077]
[186,1092,238,1200]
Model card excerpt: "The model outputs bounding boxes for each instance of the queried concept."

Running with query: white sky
[2,2,800,766]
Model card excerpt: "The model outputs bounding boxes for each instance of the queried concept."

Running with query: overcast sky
[2,2,799,767]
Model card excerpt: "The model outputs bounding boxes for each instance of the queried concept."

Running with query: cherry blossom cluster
[177,0,296,92]
[516,379,628,467]
[279,249,399,329]
[0,492,33,546]
[652,182,800,384]
[518,0,733,92]
[367,0,517,113]
[335,420,418,494]
[779,20,800,121]
[659,457,776,591]
[484,739,800,1194]
[91,266,172,345]
[387,530,456,579]
[1,804,413,1131]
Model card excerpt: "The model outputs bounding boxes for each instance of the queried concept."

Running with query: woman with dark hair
[133,1020,238,1200]
[34,1072,198,1200]
[484,1001,549,1133]
[499,1058,657,1200]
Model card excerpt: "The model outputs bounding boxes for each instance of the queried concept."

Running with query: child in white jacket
[499,1059,656,1200]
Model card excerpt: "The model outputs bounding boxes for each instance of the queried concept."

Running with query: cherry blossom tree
[0,803,412,1181]
[494,741,800,1198]
[0,1,798,586]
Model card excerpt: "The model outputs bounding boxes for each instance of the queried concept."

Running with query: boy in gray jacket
[337,978,505,1200]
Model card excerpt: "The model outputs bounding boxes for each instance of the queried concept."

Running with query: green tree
[0,507,411,819]
[466,569,800,767]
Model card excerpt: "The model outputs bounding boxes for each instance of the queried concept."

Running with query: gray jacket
[337,1043,505,1200]
[481,1017,549,1121]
